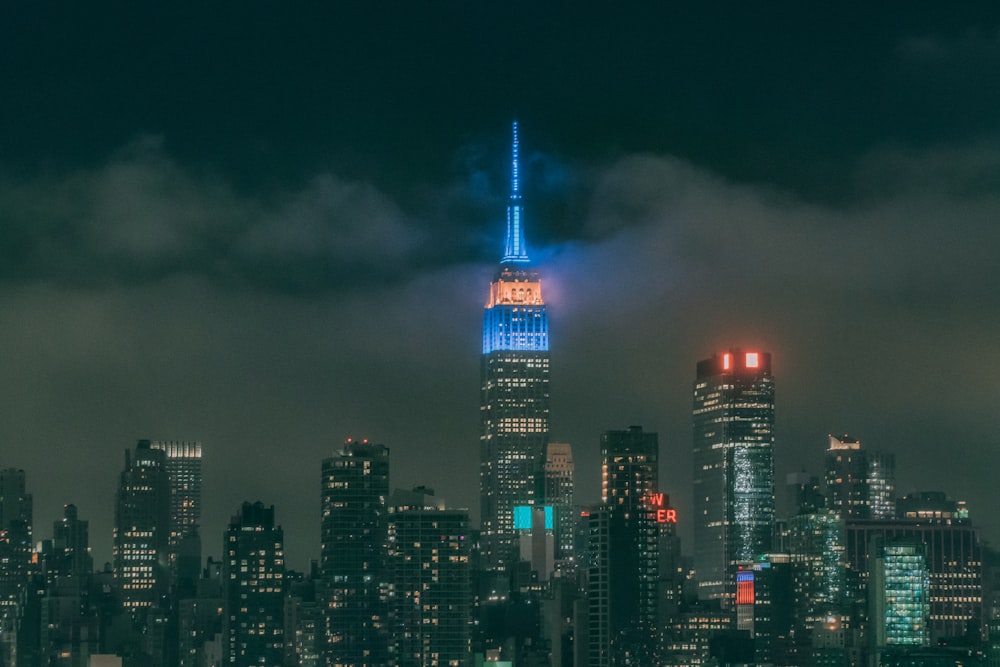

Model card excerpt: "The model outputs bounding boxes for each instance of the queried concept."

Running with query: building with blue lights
[693,349,776,605]
[479,121,550,576]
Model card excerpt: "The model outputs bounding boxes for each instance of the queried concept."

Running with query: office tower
[868,539,930,659]
[480,121,550,575]
[386,487,472,666]
[223,501,285,667]
[692,349,775,604]
[52,503,93,577]
[785,511,846,635]
[148,440,203,574]
[320,439,390,666]
[113,440,170,612]
[844,504,982,642]
[589,426,668,666]
[544,443,575,563]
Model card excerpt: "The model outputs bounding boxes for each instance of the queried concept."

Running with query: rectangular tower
[224,501,285,667]
[320,438,390,666]
[386,487,472,666]
[693,349,775,604]
[148,440,203,575]
[544,442,575,563]
[113,440,170,613]
[480,121,550,575]
[591,426,669,665]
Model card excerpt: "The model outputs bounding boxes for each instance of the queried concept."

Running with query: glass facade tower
[480,122,550,574]
[692,349,775,604]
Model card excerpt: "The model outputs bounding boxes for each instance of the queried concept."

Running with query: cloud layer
[2,139,999,565]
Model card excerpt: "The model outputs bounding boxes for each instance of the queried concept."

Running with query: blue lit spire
[502,121,530,264]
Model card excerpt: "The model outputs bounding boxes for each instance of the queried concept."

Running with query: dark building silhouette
[52,503,93,578]
[149,440,203,578]
[693,349,775,604]
[480,122,551,577]
[588,426,672,666]
[321,439,390,666]
[0,468,33,664]
[224,501,285,667]
[113,441,170,614]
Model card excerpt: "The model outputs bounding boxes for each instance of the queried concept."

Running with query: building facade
[386,487,472,666]
[480,121,550,575]
[224,501,285,667]
[692,349,775,604]
[589,426,669,666]
[544,442,575,563]
[320,439,390,666]
[113,440,170,613]
[148,440,203,575]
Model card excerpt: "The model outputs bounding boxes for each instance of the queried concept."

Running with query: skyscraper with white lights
[693,349,775,604]
[480,122,550,575]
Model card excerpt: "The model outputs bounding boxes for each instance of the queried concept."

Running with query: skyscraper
[824,434,896,520]
[148,440,203,574]
[589,426,670,666]
[692,349,775,604]
[320,438,390,666]
[113,440,170,613]
[480,121,550,574]
[544,442,575,562]
[224,501,285,667]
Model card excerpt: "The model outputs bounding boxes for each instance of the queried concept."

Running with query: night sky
[3,4,1000,569]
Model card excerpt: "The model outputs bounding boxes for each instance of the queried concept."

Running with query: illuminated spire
[502,121,530,264]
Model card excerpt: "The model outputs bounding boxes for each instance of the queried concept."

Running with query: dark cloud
[3,138,1000,566]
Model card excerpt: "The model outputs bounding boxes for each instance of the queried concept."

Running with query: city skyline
[2,5,1000,570]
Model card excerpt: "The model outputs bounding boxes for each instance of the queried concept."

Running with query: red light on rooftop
[745,352,759,368]
[723,353,731,370]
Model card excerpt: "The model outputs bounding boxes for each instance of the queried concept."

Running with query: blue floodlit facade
[480,121,551,574]
[693,349,775,604]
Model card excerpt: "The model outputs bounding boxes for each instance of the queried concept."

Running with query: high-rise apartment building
[386,487,472,666]
[113,440,170,612]
[320,439,390,666]
[693,349,775,604]
[148,440,203,573]
[224,501,285,667]
[544,442,575,562]
[480,122,550,575]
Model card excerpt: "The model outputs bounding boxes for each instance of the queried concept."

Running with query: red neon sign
[723,353,731,370]
[644,493,678,523]
[745,352,759,368]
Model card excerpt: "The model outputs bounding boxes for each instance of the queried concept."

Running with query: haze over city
[2,3,999,572]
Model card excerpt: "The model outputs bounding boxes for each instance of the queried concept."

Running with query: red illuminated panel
[723,353,731,370]
[745,352,759,368]
[735,573,755,605]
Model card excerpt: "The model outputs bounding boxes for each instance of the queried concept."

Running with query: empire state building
[480,122,550,574]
